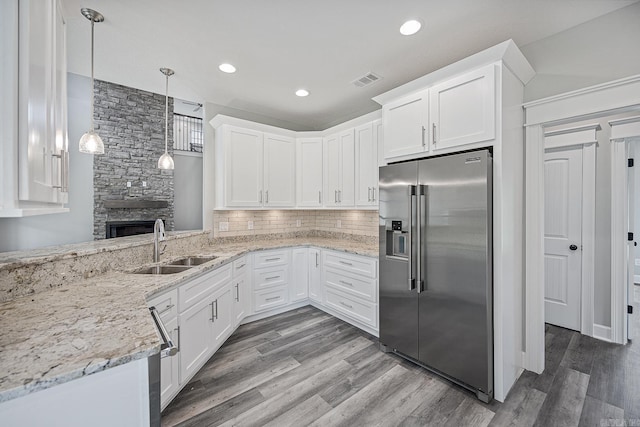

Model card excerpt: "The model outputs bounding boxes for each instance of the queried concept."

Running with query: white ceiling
[61,0,637,131]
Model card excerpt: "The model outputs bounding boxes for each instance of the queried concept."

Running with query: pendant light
[78,8,105,154]
[158,68,175,170]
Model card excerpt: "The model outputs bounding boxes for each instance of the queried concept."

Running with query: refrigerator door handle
[417,185,427,293]
[408,185,417,291]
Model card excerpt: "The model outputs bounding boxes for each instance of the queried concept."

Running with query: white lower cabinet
[291,248,309,302]
[308,248,323,303]
[155,247,377,410]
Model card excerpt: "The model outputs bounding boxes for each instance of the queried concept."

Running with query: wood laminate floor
[162,286,640,427]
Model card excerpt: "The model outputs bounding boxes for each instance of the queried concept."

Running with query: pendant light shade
[79,8,104,154]
[158,68,175,170]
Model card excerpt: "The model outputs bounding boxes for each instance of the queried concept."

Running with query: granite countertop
[0,236,377,403]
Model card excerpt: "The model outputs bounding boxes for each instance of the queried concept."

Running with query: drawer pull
[236,263,246,269]
[265,257,280,262]
[235,283,240,302]
[266,296,280,302]
[340,301,353,309]
[266,276,280,280]
[339,260,353,266]
[339,280,353,287]
[158,304,175,315]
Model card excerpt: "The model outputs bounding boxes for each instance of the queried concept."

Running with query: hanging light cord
[90,18,95,132]
[164,72,169,154]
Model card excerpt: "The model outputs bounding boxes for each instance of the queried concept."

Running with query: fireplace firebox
[105,220,160,239]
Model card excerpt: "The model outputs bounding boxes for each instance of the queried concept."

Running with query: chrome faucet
[153,218,166,263]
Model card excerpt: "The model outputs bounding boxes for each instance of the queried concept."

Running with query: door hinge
[628,305,634,314]
[628,232,634,241]
[629,158,634,167]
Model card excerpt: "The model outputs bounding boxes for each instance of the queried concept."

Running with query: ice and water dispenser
[385,220,408,258]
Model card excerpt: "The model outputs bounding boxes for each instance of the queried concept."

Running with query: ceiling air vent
[352,72,382,88]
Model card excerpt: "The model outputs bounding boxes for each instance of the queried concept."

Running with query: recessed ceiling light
[296,89,309,97]
[219,63,236,73]
[400,20,422,36]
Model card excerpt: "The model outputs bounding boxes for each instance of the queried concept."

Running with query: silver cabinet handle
[319,190,322,204]
[339,301,353,309]
[339,190,342,203]
[367,187,371,202]
[421,126,426,147]
[235,283,240,302]
[266,296,280,302]
[315,252,319,267]
[236,263,246,269]
[51,150,68,192]
[214,299,218,320]
[265,190,269,204]
[265,275,280,280]
[339,280,353,287]
[265,257,280,262]
[149,307,178,358]
[259,190,263,203]
[158,303,174,315]
[432,123,436,145]
[339,260,353,266]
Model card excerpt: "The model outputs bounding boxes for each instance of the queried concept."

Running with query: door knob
[569,244,578,251]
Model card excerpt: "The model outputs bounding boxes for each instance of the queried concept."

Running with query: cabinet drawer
[253,266,288,291]
[147,288,178,321]
[324,251,377,278]
[233,256,249,276]
[253,286,289,312]
[325,289,377,328]
[325,268,377,302]
[253,250,289,268]
[178,264,232,312]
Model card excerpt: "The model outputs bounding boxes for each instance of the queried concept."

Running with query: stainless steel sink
[168,256,218,266]
[133,265,193,275]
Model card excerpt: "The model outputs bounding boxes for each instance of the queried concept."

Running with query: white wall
[173,153,203,230]
[521,2,640,102]
[0,73,94,252]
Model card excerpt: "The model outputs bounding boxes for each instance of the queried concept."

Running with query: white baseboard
[593,323,612,342]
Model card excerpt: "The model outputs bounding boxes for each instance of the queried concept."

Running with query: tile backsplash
[212,210,378,238]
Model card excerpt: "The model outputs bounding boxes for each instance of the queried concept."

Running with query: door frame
[609,116,640,345]
[543,125,599,336]
[523,74,640,373]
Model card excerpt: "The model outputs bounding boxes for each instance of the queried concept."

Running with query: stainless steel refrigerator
[379,149,493,402]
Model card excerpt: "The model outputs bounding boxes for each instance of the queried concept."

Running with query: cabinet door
[232,273,248,328]
[355,123,377,206]
[211,284,233,345]
[179,295,215,381]
[429,64,496,151]
[339,130,355,206]
[18,0,56,203]
[224,126,264,207]
[308,248,323,303]
[160,316,180,409]
[296,138,323,207]
[324,134,341,207]
[291,248,309,302]
[382,90,429,160]
[264,133,295,207]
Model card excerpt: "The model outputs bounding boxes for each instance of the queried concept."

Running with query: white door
[308,248,322,303]
[339,130,355,206]
[296,138,323,207]
[224,126,263,207]
[160,317,179,408]
[232,273,247,328]
[382,89,429,160]
[324,134,341,207]
[264,133,295,207]
[429,64,496,151]
[291,248,309,302]
[211,284,233,345]
[544,147,583,331]
[355,123,377,206]
[179,295,214,381]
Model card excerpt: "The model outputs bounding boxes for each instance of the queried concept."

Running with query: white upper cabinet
[355,121,379,207]
[324,130,354,207]
[296,138,323,207]
[222,126,264,207]
[1,0,69,216]
[382,89,429,160]
[429,64,496,151]
[216,126,295,208]
[263,133,295,207]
